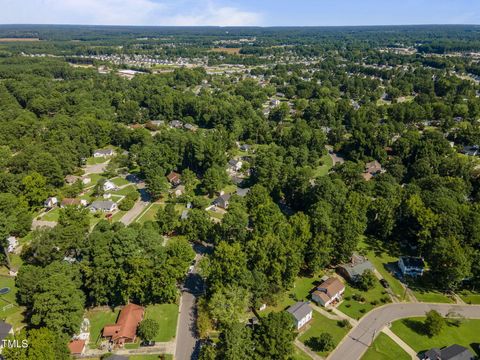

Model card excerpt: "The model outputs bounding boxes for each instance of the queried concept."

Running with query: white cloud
[0,0,263,26]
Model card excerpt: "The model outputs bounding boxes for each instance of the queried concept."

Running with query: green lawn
[221,184,238,194]
[338,281,390,320]
[410,289,453,303]
[391,317,480,355]
[111,210,127,223]
[292,346,312,360]
[87,173,105,186]
[86,307,120,348]
[130,355,173,360]
[144,304,179,342]
[111,177,131,187]
[41,208,60,222]
[266,276,319,313]
[459,290,480,304]
[0,276,25,330]
[362,332,410,360]
[358,240,405,299]
[208,210,224,220]
[137,203,163,223]
[313,154,334,177]
[298,311,349,357]
[113,185,138,196]
[87,157,109,165]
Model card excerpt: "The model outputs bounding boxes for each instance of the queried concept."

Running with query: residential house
[149,120,164,128]
[228,159,243,172]
[337,253,374,283]
[184,123,198,131]
[103,304,145,347]
[173,185,185,197]
[7,236,17,253]
[312,277,345,307]
[103,180,117,192]
[213,193,231,209]
[65,175,81,185]
[82,177,91,185]
[44,197,58,208]
[270,99,281,107]
[286,302,313,330]
[169,120,183,129]
[93,149,115,158]
[90,201,117,213]
[423,344,474,360]
[236,187,250,197]
[398,256,425,277]
[240,144,251,152]
[61,198,87,208]
[68,339,86,356]
[362,160,384,181]
[0,321,13,341]
[166,171,182,186]
[462,145,479,156]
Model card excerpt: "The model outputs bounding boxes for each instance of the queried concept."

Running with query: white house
[287,302,312,330]
[44,197,58,209]
[7,237,17,253]
[93,149,115,158]
[103,180,117,192]
[398,256,425,277]
[228,159,243,172]
[312,277,345,307]
[90,201,117,213]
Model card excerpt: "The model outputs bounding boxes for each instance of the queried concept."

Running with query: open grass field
[410,289,453,303]
[298,311,349,357]
[86,307,120,348]
[0,38,41,42]
[111,177,131,187]
[209,47,241,54]
[391,317,480,356]
[313,153,334,177]
[144,304,179,342]
[112,184,137,196]
[361,332,410,360]
[86,157,109,165]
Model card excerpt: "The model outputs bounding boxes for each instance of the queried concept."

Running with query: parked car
[380,279,390,288]
[141,340,156,347]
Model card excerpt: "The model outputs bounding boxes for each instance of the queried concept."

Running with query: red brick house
[103,304,145,347]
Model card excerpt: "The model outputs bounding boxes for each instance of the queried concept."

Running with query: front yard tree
[138,318,159,342]
[424,310,445,337]
[358,269,376,291]
[253,311,295,360]
[216,322,254,360]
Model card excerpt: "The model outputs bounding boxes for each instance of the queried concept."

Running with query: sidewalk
[382,327,417,359]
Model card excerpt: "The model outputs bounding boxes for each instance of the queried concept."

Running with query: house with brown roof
[166,171,182,186]
[68,339,86,355]
[312,277,345,307]
[103,304,145,347]
[362,160,384,181]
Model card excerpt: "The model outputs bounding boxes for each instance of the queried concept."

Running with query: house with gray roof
[286,301,312,330]
[93,149,115,158]
[213,194,231,209]
[423,344,474,360]
[90,200,117,213]
[337,253,374,283]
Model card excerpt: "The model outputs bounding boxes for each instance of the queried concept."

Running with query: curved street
[328,303,480,360]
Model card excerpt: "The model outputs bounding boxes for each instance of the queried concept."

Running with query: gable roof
[338,253,374,279]
[365,160,382,174]
[287,301,312,322]
[91,200,116,211]
[425,344,474,360]
[68,339,86,354]
[62,198,81,206]
[166,171,181,183]
[400,256,425,269]
[318,277,345,297]
[103,303,144,342]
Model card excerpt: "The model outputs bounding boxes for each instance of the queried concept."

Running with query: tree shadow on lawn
[401,318,429,336]
[470,343,480,358]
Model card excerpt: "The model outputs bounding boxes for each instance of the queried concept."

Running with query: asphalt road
[328,303,480,360]
[175,244,210,360]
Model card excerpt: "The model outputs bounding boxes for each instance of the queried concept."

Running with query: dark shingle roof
[287,302,311,322]
[0,321,12,341]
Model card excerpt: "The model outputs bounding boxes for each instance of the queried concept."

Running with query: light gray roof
[287,301,311,322]
[94,149,114,155]
[236,188,250,197]
[339,253,374,279]
[0,321,12,341]
[91,200,116,210]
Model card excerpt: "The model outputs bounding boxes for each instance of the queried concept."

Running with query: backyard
[391,317,480,356]
[0,276,25,330]
[86,307,120,348]
[298,311,350,357]
[361,332,410,360]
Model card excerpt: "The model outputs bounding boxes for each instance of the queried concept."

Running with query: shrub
[337,319,351,329]
[306,332,335,352]
[359,308,366,314]
[424,310,445,337]
[344,296,351,301]
[126,191,140,202]
[370,300,379,306]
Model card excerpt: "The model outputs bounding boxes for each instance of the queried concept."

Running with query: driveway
[328,303,480,360]
[83,161,109,175]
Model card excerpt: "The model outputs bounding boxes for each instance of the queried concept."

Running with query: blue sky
[1,0,479,26]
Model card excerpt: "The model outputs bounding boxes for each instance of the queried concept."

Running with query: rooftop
[287,301,311,321]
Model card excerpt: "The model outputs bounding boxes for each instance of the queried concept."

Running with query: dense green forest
[0,25,479,359]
